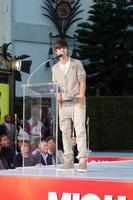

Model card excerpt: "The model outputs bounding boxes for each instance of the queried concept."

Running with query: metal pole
[14,113,18,154]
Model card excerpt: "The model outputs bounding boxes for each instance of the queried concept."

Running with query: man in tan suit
[52,40,87,171]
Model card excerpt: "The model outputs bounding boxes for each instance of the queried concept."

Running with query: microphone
[51,54,63,61]
[27,54,62,84]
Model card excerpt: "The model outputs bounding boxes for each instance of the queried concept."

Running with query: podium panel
[20,82,89,171]
[20,83,60,169]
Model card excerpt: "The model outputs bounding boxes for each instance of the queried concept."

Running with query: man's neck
[60,56,69,64]
[48,149,55,155]
[22,153,29,158]
[41,152,47,156]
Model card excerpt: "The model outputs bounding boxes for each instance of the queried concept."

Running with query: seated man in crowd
[31,138,40,155]
[14,140,40,167]
[34,140,52,165]
[46,136,63,164]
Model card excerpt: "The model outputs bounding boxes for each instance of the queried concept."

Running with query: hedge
[86,96,133,151]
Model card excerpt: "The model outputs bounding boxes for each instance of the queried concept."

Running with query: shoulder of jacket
[52,63,59,70]
[70,58,81,64]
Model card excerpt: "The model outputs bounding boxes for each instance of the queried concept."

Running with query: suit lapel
[65,58,74,79]
[4,123,10,135]
[56,63,64,76]
[41,154,46,165]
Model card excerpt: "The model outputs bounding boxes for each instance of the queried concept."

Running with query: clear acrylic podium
[20,82,89,172]
[21,82,63,170]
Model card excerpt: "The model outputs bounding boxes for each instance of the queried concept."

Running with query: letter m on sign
[48,192,75,200]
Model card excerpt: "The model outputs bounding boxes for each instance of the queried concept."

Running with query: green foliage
[87,96,133,151]
[76,0,133,96]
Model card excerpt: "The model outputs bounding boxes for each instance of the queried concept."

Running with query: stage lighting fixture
[0,42,32,81]
[7,59,32,82]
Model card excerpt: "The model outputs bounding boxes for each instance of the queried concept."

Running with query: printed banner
[0,175,132,200]
[88,156,133,162]
[0,83,9,123]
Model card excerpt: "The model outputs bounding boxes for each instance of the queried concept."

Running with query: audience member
[0,156,9,169]
[31,138,40,155]
[14,140,40,167]
[46,136,63,164]
[34,141,52,165]
[0,115,17,149]
[0,134,15,169]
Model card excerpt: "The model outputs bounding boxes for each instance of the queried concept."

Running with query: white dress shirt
[60,57,70,75]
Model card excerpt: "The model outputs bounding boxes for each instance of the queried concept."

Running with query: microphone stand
[27,58,52,85]
[27,55,62,84]
[14,113,18,154]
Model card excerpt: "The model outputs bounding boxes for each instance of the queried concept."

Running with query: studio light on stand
[7,58,32,82]
[0,42,32,82]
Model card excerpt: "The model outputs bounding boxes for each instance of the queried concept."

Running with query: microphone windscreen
[52,54,63,62]
[58,54,63,59]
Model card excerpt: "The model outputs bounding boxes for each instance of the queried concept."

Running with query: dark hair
[45,136,55,143]
[20,140,31,148]
[4,115,11,119]
[20,140,30,146]
[54,40,68,51]
[0,134,9,142]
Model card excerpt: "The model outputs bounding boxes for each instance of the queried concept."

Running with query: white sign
[48,192,127,200]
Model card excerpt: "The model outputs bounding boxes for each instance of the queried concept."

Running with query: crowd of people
[0,114,79,170]
[0,115,56,169]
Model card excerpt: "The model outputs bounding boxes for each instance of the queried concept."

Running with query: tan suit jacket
[52,58,86,101]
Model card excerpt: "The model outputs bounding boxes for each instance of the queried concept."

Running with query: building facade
[0,0,92,120]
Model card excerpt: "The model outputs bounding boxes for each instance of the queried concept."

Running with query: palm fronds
[1,42,12,60]
[41,1,62,32]
[41,0,83,37]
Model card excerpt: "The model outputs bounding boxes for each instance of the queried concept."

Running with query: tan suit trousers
[59,99,87,159]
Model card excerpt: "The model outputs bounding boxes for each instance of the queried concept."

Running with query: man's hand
[76,94,84,104]
[57,92,62,108]
[76,80,86,104]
